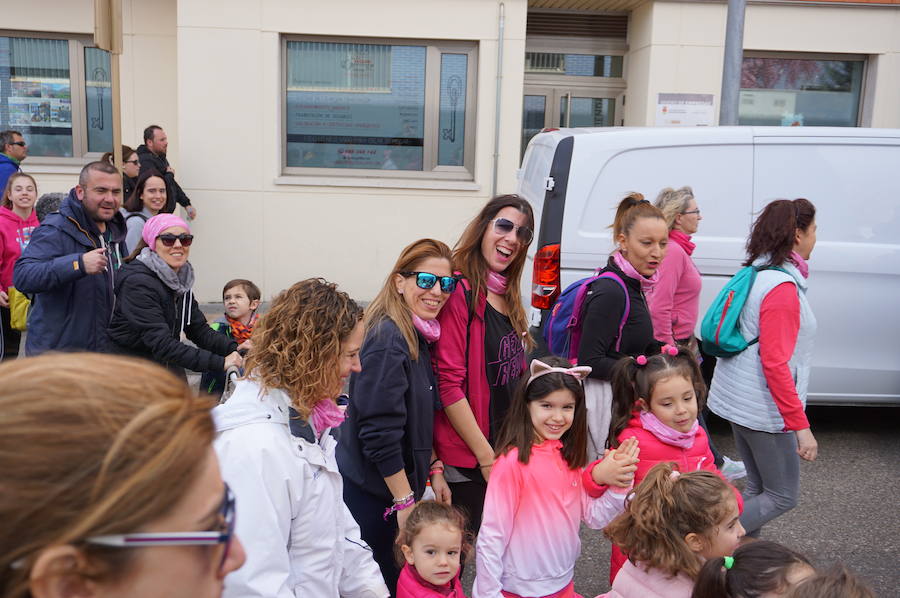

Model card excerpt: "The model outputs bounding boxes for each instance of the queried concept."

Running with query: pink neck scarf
[486,270,508,294]
[669,229,696,256]
[612,250,660,294]
[310,398,346,435]
[789,251,809,278]
[412,314,441,343]
[639,410,698,449]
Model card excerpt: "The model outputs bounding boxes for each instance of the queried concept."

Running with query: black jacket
[136,144,191,213]
[577,257,661,380]
[107,260,236,376]
[337,318,440,502]
[14,190,127,355]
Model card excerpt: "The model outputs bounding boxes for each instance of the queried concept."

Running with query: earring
[398,289,404,295]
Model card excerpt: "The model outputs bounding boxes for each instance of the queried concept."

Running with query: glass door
[557,91,616,128]
[520,86,619,159]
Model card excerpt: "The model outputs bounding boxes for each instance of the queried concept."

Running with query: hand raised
[82,248,108,275]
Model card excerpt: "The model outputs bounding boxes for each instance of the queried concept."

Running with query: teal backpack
[700,265,787,357]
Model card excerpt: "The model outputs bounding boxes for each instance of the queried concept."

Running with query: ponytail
[691,557,729,598]
[611,192,665,242]
[692,540,813,598]
[745,198,816,267]
[608,356,641,448]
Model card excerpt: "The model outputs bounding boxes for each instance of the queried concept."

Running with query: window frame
[0,30,110,166]
[739,51,868,127]
[280,34,478,181]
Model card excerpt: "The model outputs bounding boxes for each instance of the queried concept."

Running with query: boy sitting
[200,278,261,397]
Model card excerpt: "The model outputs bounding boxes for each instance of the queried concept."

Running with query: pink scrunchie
[142,214,191,249]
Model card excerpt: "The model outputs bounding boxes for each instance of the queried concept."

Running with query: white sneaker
[721,456,747,481]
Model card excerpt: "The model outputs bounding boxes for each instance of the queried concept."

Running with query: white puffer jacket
[214,379,389,598]
[707,260,816,433]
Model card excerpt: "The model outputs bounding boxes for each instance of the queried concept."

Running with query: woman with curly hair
[214,278,389,598]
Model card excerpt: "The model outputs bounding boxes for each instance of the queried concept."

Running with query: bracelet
[430,457,442,467]
[383,494,415,521]
[429,467,444,476]
[479,462,493,469]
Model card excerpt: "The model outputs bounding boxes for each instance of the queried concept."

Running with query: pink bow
[526,359,592,386]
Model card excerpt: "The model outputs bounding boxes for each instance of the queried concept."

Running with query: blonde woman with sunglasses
[0,352,246,598]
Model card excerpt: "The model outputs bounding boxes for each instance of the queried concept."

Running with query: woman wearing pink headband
[107,214,242,379]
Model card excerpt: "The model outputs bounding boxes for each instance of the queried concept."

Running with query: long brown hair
[604,462,735,580]
[124,168,166,213]
[453,194,535,350]
[745,198,816,268]
[608,345,706,448]
[693,540,812,598]
[365,238,453,360]
[0,353,215,598]
[495,355,589,469]
[2,172,37,209]
[243,278,363,418]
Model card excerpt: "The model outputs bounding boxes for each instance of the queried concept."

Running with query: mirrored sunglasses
[158,233,194,247]
[399,271,458,293]
[492,217,534,244]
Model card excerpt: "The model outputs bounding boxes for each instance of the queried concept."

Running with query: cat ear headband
[526,359,592,386]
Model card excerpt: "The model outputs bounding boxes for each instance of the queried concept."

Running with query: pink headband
[142,214,191,249]
[526,359,592,386]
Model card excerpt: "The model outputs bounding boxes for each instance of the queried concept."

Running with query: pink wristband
[383,495,415,521]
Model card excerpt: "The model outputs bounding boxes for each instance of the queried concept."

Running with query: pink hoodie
[0,206,39,290]
[597,560,694,598]
[397,563,468,598]
[646,239,701,345]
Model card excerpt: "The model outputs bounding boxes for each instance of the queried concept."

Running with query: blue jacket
[14,190,127,355]
[0,153,20,193]
[337,318,440,502]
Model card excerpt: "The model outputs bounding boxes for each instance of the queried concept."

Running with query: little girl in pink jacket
[598,463,745,598]
[474,357,640,598]
[397,501,470,598]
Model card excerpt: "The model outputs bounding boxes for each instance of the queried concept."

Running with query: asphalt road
[462,405,899,597]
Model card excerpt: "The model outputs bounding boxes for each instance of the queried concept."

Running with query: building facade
[3,0,899,301]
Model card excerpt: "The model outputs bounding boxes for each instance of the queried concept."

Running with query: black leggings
[343,480,401,597]
[447,467,488,576]
[1,307,21,361]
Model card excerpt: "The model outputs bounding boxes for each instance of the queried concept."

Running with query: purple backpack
[542,270,631,363]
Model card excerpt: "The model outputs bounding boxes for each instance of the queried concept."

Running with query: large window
[0,34,112,158]
[739,54,865,127]
[283,37,476,179]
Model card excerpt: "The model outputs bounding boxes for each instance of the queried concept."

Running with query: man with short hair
[0,130,27,192]
[14,161,128,355]
[136,125,197,219]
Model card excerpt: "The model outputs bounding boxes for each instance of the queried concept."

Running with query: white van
[517,127,900,406]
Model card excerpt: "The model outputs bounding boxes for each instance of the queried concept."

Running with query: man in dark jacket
[14,161,128,355]
[0,130,27,192]
[136,125,197,218]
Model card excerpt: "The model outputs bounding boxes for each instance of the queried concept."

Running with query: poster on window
[286,45,426,170]
[8,77,72,128]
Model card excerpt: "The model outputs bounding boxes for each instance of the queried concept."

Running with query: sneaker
[721,456,747,481]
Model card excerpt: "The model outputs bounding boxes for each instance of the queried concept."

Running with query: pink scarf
[669,229,696,256]
[639,410,699,449]
[486,270,508,294]
[412,314,441,343]
[789,251,809,278]
[612,250,660,294]
[310,398,346,435]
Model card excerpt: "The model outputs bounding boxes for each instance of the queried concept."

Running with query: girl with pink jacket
[474,357,640,598]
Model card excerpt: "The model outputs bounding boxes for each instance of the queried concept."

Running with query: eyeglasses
[125,159,139,165]
[399,271,458,293]
[681,209,701,216]
[86,484,236,574]
[9,141,26,147]
[158,233,194,247]
[491,217,534,244]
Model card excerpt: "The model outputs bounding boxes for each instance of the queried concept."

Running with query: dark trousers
[1,307,20,361]
[447,467,488,576]
[343,480,401,597]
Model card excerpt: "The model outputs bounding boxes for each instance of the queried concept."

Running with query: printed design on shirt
[487,329,525,387]
[16,226,35,251]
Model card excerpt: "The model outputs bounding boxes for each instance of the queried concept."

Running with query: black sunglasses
[9,141,26,147]
[399,271,458,293]
[158,233,194,247]
[492,217,534,244]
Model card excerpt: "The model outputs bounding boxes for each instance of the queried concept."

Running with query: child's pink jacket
[474,440,629,598]
[596,560,694,598]
[397,563,467,598]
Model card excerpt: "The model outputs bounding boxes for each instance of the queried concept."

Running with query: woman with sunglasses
[102,144,140,201]
[337,238,455,595]
[215,278,390,598]
[107,213,242,379]
[432,194,535,539]
[121,169,167,253]
[0,352,246,598]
